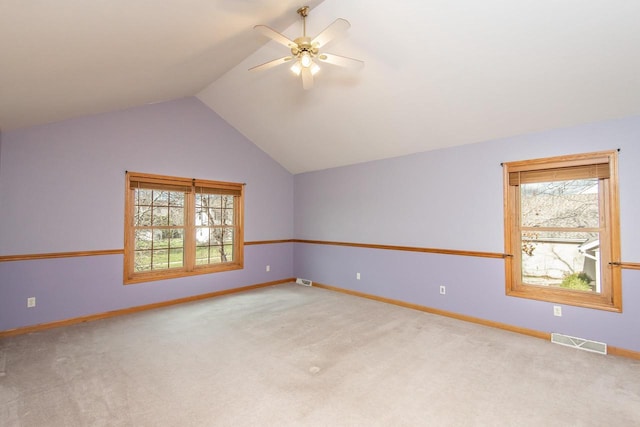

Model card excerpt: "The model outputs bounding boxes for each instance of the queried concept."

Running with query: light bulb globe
[300,52,312,68]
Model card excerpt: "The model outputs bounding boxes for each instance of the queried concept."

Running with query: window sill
[124,262,243,285]
[506,286,621,313]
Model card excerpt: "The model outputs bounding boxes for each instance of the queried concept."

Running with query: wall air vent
[0,350,6,377]
[296,278,313,286]
[551,333,607,355]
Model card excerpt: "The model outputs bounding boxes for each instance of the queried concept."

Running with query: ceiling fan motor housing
[291,37,318,57]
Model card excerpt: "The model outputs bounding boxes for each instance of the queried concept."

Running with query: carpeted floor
[1,283,639,426]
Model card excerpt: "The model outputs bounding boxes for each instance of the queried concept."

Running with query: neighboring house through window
[124,172,244,284]
[502,150,621,311]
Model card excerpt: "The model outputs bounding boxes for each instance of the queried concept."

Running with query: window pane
[168,248,184,269]
[209,246,224,263]
[152,249,169,270]
[212,208,221,225]
[222,228,234,261]
[152,207,169,226]
[153,232,169,249]
[195,246,210,265]
[521,230,600,293]
[135,206,152,226]
[155,191,169,204]
[520,179,599,228]
[195,193,202,208]
[134,229,152,250]
[169,230,184,250]
[195,227,209,245]
[209,228,222,245]
[222,241,234,262]
[222,208,234,225]
[169,192,184,207]
[136,189,153,206]
[168,206,184,226]
[134,250,152,272]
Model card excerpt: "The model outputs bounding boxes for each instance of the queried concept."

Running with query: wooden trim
[0,278,295,338]
[123,261,244,285]
[1,244,638,272]
[608,346,640,360]
[618,262,640,270]
[313,282,640,360]
[293,239,507,259]
[245,239,294,246]
[0,249,124,262]
[313,282,549,339]
[503,150,614,173]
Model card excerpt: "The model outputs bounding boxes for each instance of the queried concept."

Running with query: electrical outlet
[553,306,562,317]
[356,272,361,280]
[266,265,270,272]
[27,297,36,308]
[439,286,446,295]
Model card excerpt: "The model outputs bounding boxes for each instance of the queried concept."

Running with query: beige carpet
[1,283,639,426]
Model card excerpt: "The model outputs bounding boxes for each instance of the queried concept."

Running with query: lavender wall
[294,116,640,352]
[0,243,293,331]
[0,97,293,255]
[0,98,294,331]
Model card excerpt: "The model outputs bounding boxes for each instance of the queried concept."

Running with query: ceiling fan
[249,6,363,89]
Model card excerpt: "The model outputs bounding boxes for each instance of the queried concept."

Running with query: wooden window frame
[503,150,622,312]
[124,172,244,285]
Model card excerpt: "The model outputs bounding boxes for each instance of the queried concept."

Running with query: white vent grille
[0,351,6,377]
[296,278,312,286]
[551,333,607,355]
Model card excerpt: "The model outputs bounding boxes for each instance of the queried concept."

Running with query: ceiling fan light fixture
[310,62,320,75]
[291,61,302,76]
[300,51,312,68]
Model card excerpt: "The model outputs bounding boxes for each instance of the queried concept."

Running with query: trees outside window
[124,172,244,284]
[503,150,621,311]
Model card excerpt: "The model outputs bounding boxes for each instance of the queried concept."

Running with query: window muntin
[503,151,621,311]
[124,172,244,284]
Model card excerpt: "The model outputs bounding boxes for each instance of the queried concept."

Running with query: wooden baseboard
[0,278,295,338]
[607,346,640,360]
[312,282,640,361]
[4,278,639,361]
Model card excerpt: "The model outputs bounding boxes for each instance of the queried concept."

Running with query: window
[503,150,621,311]
[124,172,244,284]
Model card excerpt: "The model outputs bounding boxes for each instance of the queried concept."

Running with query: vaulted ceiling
[2,1,640,173]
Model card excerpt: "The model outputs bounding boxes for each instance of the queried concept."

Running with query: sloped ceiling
[0,0,322,130]
[3,1,640,174]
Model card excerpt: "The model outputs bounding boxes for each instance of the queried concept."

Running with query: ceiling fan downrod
[297,6,309,37]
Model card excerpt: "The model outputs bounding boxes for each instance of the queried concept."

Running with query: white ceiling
[3,1,640,174]
[0,0,321,130]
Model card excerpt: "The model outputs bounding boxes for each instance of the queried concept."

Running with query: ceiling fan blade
[311,18,350,48]
[301,67,314,90]
[254,25,297,49]
[317,53,364,69]
[248,56,293,72]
